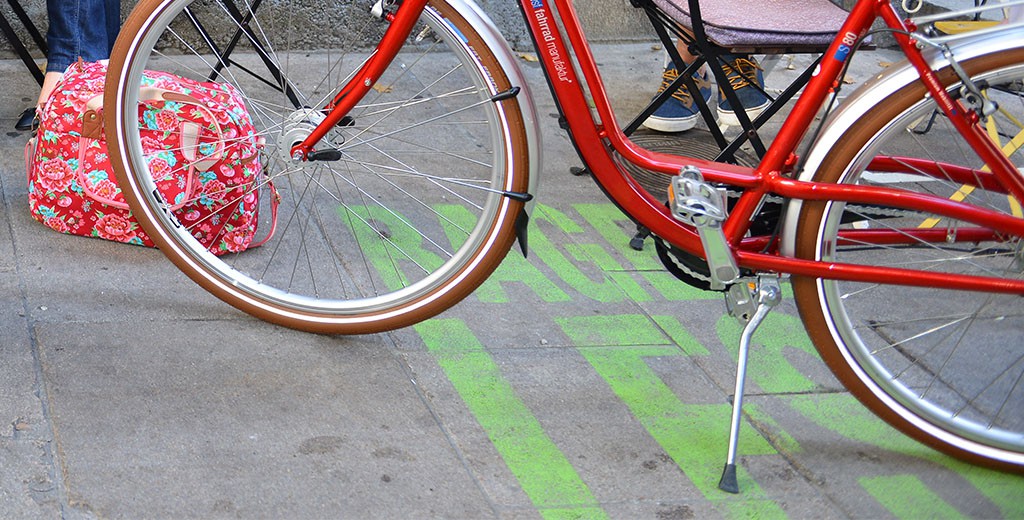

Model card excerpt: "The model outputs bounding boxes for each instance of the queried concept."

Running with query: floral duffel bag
[26,60,273,255]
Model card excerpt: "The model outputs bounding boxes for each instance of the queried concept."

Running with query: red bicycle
[102,0,1024,485]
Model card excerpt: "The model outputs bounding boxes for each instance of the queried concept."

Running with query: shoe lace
[721,57,763,91]
[657,68,710,107]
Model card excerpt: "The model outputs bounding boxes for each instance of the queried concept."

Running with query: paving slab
[36,320,494,518]
[0,438,61,518]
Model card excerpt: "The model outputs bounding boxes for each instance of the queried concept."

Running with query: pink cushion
[652,0,849,48]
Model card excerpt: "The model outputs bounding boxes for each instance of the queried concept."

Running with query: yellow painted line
[918,114,1024,227]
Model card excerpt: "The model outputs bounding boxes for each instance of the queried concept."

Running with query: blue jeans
[45,0,120,73]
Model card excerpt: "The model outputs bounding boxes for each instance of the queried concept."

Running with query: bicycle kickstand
[718,274,782,494]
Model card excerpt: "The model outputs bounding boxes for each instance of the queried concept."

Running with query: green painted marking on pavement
[642,270,720,301]
[565,243,651,301]
[535,203,586,234]
[572,203,664,271]
[475,202,718,303]
[556,315,783,518]
[788,393,1024,518]
[340,204,444,291]
[554,314,668,346]
[360,199,1018,516]
[438,202,570,304]
[952,466,1024,520]
[528,205,635,302]
[860,475,966,520]
[651,315,711,356]
[743,403,802,456]
[571,344,785,519]
[715,312,819,394]
[416,319,608,520]
[473,245,572,304]
[607,271,657,302]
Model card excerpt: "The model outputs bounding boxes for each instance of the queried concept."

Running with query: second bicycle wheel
[793,49,1024,471]
[104,0,532,333]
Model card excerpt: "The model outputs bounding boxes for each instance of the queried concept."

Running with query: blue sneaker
[643,63,713,133]
[716,55,770,127]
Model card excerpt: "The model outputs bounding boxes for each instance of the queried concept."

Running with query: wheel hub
[279,108,330,162]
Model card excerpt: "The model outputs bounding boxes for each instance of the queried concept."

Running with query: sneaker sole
[717,101,769,127]
[642,113,702,133]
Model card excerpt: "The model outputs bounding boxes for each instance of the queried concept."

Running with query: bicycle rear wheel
[105,0,531,333]
[793,49,1024,471]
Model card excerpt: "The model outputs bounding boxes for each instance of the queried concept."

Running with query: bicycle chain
[718,189,917,219]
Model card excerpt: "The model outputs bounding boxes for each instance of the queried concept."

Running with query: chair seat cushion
[652,0,850,49]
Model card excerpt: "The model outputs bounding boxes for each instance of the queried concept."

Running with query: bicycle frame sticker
[529,0,573,83]
[833,31,859,62]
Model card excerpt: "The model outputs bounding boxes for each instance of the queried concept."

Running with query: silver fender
[779,29,1024,256]
[441,0,542,215]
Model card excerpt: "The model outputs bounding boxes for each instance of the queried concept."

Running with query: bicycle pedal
[668,166,740,290]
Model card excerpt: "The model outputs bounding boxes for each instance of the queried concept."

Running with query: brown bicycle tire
[105,0,531,334]
[793,48,1024,473]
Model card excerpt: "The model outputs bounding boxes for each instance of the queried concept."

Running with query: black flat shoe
[15,106,37,132]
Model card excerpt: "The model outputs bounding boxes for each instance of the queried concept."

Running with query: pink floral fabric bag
[26,60,272,255]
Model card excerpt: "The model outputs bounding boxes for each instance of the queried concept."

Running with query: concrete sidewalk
[1,41,1021,519]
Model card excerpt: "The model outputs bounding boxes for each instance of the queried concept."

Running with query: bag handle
[248,180,280,249]
[139,88,226,171]
[203,138,279,251]
[79,88,227,210]
[82,88,226,170]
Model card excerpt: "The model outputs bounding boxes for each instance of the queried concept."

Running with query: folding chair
[628,0,852,162]
[621,0,853,251]
[183,0,302,108]
[0,0,47,85]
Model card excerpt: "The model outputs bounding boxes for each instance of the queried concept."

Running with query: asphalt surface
[1,39,1022,519]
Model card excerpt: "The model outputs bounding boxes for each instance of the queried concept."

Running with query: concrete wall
[0,0,655,60]
[476,0,654,48]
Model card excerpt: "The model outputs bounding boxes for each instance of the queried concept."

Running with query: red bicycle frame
[294,0,1024,294]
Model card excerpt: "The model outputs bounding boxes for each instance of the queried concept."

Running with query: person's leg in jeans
[17,0,120,130]
[41,0,120,100]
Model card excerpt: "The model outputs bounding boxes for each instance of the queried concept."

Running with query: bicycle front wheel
[105,0,531,333]
[793,49,1024,471]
